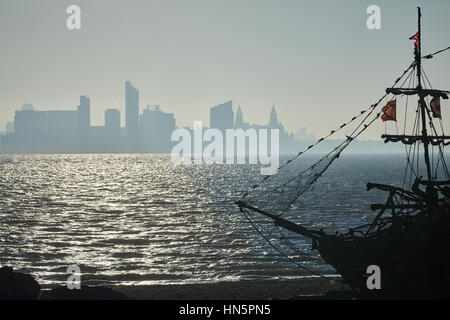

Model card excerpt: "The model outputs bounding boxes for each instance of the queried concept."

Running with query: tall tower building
[210,100,234,133]
[77,95,90,132]
[268,104,279,129]
[105,108,121,135]
[140,105,176,153]
[235,105,244,128]
[125,81,139,136]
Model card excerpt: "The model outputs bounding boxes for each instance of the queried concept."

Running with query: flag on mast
[381,100,397,122]
[409,32,420,51]
[430,96,442,119]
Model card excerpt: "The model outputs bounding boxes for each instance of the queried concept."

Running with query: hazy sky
[1,0,449,140]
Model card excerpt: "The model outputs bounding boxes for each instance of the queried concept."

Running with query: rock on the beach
[0,266,41,300]
[50,285,129,300]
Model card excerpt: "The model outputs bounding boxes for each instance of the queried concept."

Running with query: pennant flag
[409,32,420,51]
[381,100,396,122]
[430,96,441,119]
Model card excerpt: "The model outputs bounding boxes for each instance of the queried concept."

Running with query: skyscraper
[14,109,78,136]
[125,81,139,136]
[210,100,234,133]
[140,105,176,153]
[268,104,279,129]
[235,105,244,128]
[234,105,251,130]
[105,108,121,135]
[77,95,90,131]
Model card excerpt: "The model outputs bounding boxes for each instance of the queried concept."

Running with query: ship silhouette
[237,7,450,298]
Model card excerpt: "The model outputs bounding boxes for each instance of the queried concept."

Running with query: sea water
[0,153,441,286]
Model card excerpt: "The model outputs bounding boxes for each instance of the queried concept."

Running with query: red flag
[381,100,396,122]
[430,96,441,119]
[409,32,420,51]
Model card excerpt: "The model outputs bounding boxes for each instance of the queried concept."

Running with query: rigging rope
[242,61,416,201]
[402,66,418,190]
[237,44,450,279]
[236,61,419,278]
[240,207,337,280]
[423,46,450,60]
[419,67,450,179]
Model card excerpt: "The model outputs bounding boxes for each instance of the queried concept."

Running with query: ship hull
[315,205,450,298]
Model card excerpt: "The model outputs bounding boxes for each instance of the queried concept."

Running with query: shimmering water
[0,153,439,287]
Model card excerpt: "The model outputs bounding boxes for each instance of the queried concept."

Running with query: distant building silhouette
[0,79,182,153]
[295,128,316,141]
[268,104,279,129]
[0,90,402,154]
[0,81,302,154]
[125,81,139,137]
[3,108,78,152]
[235,105,244,127]
[105,108,121,136]
[213,102,300,154]
[46,110,78,136]
[77,95,90,132]
[14,110,47,135]
[5,121,14,134]
[2,96,93,152]
[234,105,250,129]
[210,100,234,133]
[140,105,176,153]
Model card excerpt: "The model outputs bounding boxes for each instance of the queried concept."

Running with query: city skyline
[1,1,449,141]
[0,84,312,140]
[0,81,302,134]
[3,3,449,301]
[0,80,306,154]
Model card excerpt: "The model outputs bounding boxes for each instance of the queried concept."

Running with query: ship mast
[416,7,433,185]
[382,7,450,198]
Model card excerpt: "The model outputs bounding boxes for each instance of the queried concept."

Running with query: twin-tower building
[210,100,285,132]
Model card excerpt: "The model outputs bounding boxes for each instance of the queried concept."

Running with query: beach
[115,277,349,300]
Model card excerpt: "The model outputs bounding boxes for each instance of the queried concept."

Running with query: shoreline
[113,277,349,300]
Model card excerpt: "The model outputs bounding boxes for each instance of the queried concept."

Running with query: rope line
[423,46,450,60]
[242,61,416,200]
[237,50,449,281]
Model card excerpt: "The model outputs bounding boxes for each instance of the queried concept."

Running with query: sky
[0,0,449,140]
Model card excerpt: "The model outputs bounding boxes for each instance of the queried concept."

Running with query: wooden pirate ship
[237,8,450,298]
